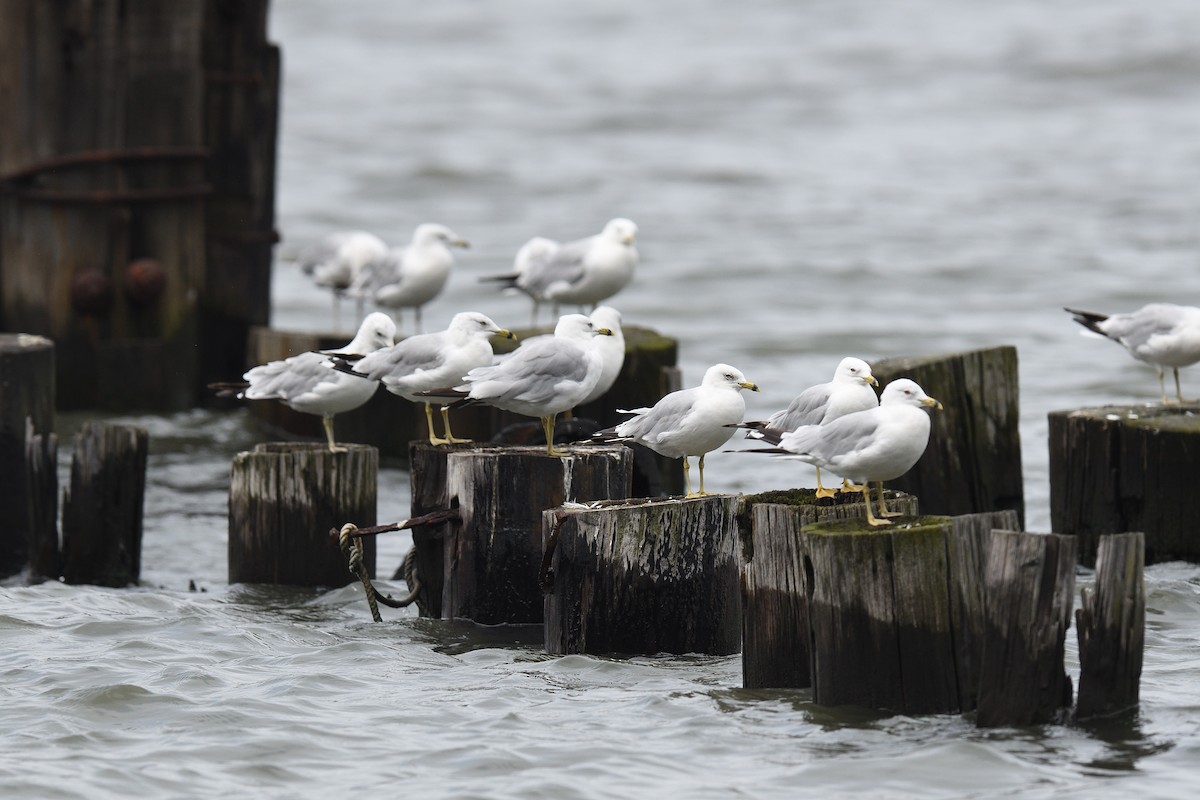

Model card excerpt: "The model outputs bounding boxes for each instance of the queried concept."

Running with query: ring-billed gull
[300,230,388,332]
[334,312,514,445]
[597,363,760,497]
[745,378,941,526]
[211,312,397,452]
[1065,303,1200,403]
[744,357,878,497]
[350,223,469,334]
[432,314,613,456]
[481,219,638,323]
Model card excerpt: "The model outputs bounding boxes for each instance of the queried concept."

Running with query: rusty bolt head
[125,258,167,305]
[70,269,114,316]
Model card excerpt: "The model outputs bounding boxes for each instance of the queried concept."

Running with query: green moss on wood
[804,515,950,536]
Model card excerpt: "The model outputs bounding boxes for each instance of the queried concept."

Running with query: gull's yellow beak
[496,328,516,340]
[453,238,470,248]
[923,396,943,411]
[596,327,614,336]
[740,381,761,392]
[866,375,879,387]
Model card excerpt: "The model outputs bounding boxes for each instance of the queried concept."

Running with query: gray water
[4,1,1200,797]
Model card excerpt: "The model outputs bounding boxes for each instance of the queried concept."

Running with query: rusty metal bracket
[0,146,212,204]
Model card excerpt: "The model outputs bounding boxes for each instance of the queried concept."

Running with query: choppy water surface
[4,1,1200,797]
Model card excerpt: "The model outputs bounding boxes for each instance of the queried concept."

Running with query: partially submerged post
[1075,532,1145,720]
[738,489,920,690]
[228,442,377,587]
[1049,404,1200,565]
[0,334,58,579]
[61,422,149,587]
[444,445,631,624]
[873,347,1024,523]
[543,495,741,656]
[975,530,1077,727]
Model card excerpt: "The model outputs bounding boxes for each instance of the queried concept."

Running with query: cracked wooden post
[543,495,741,655]
[737,489,919,690]
[0,334,58,579]
[228,442,377,587]
[1049,404,1200,565]
[61,422,148,587]
[444,445,631,625]
[873,346,1024,523]
[975,530,1077,727]
[1075,532,1145,720]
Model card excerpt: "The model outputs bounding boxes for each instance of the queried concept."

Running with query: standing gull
[745,378,941,526]
[597,364,760,497]
[1065,303,1200,403]
[336,312,514,445]
[436,314,613,456]
[211,313,397,452]
[300,230,389,333]
[351,223,469,333]
[579,305,626,407]
[481,219,638,324]
[746,357,878,497]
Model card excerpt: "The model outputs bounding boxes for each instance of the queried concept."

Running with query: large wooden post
[1075,532,1145,720]
[975,530,1077,727]
[543,495,741,656]
[228,442,377,587]
[873,347,1024,523]
[0,334,58,579]
[738,489,920,690]
[444,445,631,624]
[1049,404,1200,565]
[61,422,149,587]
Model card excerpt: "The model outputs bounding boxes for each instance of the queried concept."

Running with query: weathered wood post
[0,1,278,410]
[738,489,920,690]
[228,442,377,587]
[543,495,741,655]
[1049,404,1200,565]
[0,334,58,579]
[444,445,632,624]
[61,422,149,587]
[873,347,1024,523]
[975,530,1077,727]
[1075,532,1145,720]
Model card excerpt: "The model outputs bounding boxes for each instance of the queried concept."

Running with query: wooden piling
[873,346,1024,523]
[0,334,58,578]
[444,445,632,625]
[737,489,920,690]
[228,442,377,587]
[975,530,1077,727]
[1049,404,1200,565]
[543,495,741,656]
[0,1,278,410]
[1075,532,1145,720]
[61,422,149,587]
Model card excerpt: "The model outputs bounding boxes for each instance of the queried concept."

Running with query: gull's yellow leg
[323,415,347,453]
[697,453,708,496]
[814,466,835,498]
[842,479,867,494]
[863,482,891,527]
[1158,367,1172,405]
[683,457,695,497]
[544,415,570,457]
[877,481,902,518]
[424,403,449,446]
[440,406,471,444]
[1174,368,1185,404]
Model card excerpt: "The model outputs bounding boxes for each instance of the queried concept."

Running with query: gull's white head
[513,236,559,272]
[448,311,514,341]
[554,313,613,341]
[413,223,469,249]
[349,312,398,353]
[589,305,623,336]
[834,357,878,387]
[880,378,942,411]
[703,363,760,393]
[602,218,638,245]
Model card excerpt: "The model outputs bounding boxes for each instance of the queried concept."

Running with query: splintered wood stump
[738,488,919,690]
[1049,404,1200,565]
[0,334,57,579]
[975,530,1077,728]
[543,495,741,655]
[873,347,1024,523]
[228,442,377,587]
[404,441,481,618]
[444,445,632,625]
[61,422,149,587]
[1075,532,1145,720]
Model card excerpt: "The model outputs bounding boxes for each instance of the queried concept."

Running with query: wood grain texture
[1076,532,1145,720]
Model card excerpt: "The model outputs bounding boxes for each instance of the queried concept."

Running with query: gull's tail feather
[1064,307,1109,337]
[207,380,249,399]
